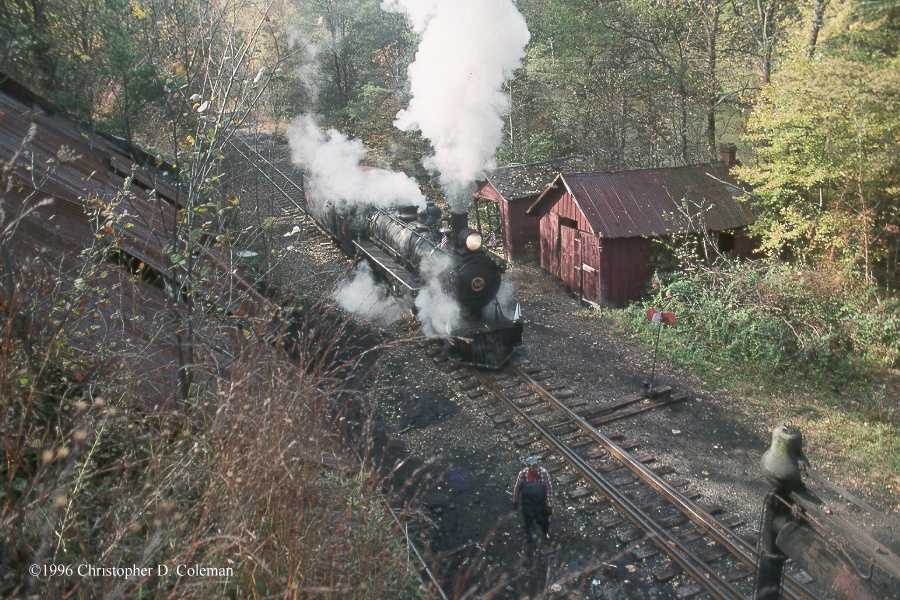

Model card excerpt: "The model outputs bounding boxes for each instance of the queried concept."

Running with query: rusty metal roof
[0,75,269,407]
[480,155,594,200]
[528,164,753,238]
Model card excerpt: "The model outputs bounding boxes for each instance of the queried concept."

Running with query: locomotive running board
[352,240,421,292]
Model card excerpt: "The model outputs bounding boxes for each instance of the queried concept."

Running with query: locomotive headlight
[465,231,483,252]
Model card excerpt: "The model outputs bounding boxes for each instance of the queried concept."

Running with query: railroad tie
[459,379,480,391]
[546,461,565,474]
[526,404,552,417]
[722,566,753,582]
[542,381,567,391]
[491,414,511,426]
[721,516,746,530]
[632,451,656,464]
[513,435,537,448]
[629,542,660,560]
[506,389,534,400]
[517,396,544,409]
[657,513,688,528]
[597,513,625,529]
[652,561,682,582]
[698,546,728,563]
[652,465,676,476]
[568,487,593,500]
[555,473,579,486]
[696,502,724,516]
[647,385,673,398]
[673,583,704,598]
[665,478,692,490]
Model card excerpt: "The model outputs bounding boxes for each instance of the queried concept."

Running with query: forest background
[0,0,898,596]
[2,0,898,503]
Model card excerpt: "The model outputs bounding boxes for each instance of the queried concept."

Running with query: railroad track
[232,134,452,600]
[234,134,822,599]
[436,353,821,600]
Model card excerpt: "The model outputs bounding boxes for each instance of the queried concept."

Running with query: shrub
[0,196,422,600]
[623,259,900,386]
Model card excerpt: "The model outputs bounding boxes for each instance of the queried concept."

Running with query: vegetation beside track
[0,258,423,598]
[601,259,900,503]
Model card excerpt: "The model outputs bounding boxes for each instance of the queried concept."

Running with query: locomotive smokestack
[450,212,469,238]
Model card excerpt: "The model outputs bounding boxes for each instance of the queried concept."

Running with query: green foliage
[610,256,900,490]
[0,0,163,139]
[737,3,900,286]
[621,260,900,387]
[290,0,411,118]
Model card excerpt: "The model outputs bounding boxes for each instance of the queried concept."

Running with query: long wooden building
[526,155,754,306]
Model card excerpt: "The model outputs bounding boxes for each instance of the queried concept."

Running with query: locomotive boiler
[305,194,523,369]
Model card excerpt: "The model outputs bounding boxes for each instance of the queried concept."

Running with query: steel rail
[231,136,306,198]
[229,138,337,242]
[478,375,744,600]
[510,365,820,600]
[237,137,453,599]
[228,139,306,213]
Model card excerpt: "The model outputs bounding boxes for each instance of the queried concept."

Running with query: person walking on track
[512,456,554,543]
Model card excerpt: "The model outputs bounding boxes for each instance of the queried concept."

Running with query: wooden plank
[109,155,183,207]
[352,240,421,291]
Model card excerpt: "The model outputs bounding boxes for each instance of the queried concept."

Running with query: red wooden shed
[526,162,754,306]
[473,156,592,261]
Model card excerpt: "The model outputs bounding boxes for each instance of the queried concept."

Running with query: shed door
[579,231,599,302]
[559,222,578,289]
[541,213,559,276]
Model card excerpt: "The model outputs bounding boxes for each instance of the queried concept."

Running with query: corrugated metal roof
[481,155,594,200]
[0,75,261,407]
[529,164,753,238]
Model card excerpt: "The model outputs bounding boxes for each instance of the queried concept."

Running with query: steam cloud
[334,262,406,327]
[287,115,425,210]
[383,0,530,212]
[415,253,461,337]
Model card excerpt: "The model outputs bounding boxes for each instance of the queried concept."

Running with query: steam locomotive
[305,194,523,369]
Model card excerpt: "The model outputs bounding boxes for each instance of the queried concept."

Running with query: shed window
[559,217,577,229]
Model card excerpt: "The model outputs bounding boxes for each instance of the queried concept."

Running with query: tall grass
[0,224,423,599]
[622,260,899,393]
[604,258,899,493]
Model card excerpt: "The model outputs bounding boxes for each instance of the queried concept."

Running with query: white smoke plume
[287,114,425,210]
[414,253,461,337]
[289,38,322,101]
[383,0,530,212]
[335,262,406,327]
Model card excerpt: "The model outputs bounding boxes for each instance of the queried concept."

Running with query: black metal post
[754,492,788,600]
[648,320,663,392]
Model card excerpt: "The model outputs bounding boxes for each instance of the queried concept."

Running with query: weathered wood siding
[536,190,603,299]
[474,181,540,260]
[598,237,651,306]
[579,230,600,301]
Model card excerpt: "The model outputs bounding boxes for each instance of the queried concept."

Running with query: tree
[290,0,410,126]
[737,37,900,285]
[730,0,801,84]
